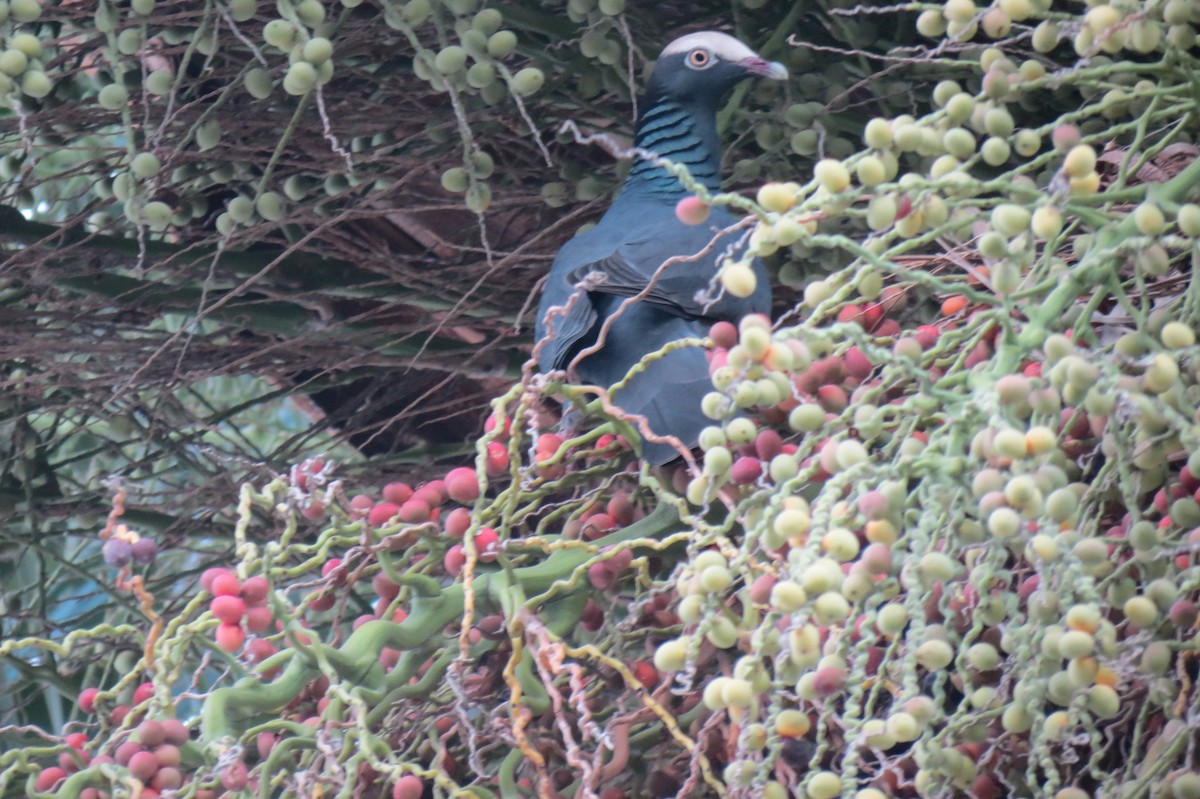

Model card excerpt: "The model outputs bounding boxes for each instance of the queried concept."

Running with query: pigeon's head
[646,31,788,109]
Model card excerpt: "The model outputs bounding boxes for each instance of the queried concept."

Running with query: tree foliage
[2,0,1200,798]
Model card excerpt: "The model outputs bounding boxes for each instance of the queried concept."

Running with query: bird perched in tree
[535,31,786,464]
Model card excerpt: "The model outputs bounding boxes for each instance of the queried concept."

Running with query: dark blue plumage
[535,32,785,464]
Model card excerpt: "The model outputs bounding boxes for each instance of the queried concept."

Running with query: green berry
[255,191,286,221]
[146,69,173,96]
[130,152,160,179]
[512,67,544,96]
[434,46,468,74]
[487,30,518,58]
[1178,204,1200,236]
[303,38,333,66]
[283,62,317,95]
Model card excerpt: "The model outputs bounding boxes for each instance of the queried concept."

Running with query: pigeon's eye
[687,48,713,68]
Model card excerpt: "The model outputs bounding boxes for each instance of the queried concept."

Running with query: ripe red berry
[588,562,616,590]
[245,638,276,664]
[215,622,246,653]
[397,499,431,523]
[393,775,424,799]
[382,481,414,504]
[348,494,375,517]
[474,528,499,562]
[153,744,181,768]
[368,502,400,527]
[674,195,711,225]
[244,606,273,634]
[444,544,466,577]
[78,687,99,713]
[443,506,472,538]
[200,567,231,593]
[221,761,249,791]
[413,480,447,507]
[129,750,159,782]
[132,682,155,706]
[137,720,165,748]
[730,456,763,485]
[152,766,183,791]
[35,767,67,792]
[115,741,143,765]
[210,595,246,624]
[444,467,480,504]
[239,576,269,606]
[210,572,241,597]
[709,320,737,349]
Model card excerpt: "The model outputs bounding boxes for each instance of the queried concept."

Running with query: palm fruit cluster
[2,0,1200,796]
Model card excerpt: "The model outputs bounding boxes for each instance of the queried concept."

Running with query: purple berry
[130,538,158,565]
[102,539,132,567]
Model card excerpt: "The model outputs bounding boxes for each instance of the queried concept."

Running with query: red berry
[914,325,939,350]
[836,304,864,326]
[607,493,636,526]
[256,732,277,759]
[210,572,241,597]
[536,433,564,459]
[581,599,604,631]
[709,320,738,349]
[309,590,335,612]
[245,638,276,664]
[631,660,659,690]
[64,732,88,749]
[221,761,249,791]
[474,527,499,562]
[842,347,872,379]
[115,741,142,765]
[200,567,231,593]
[152,766,183,791]
[153,744,181,767]
[444,544,466,577]
[59,748,88,771]
[444,467,480,504]
[372,572,400,600]
[110,705,131,726]
[244,606,273,633]
[754,430,783,461]
[588,561,616,590]
[215,622,246,653]
[674,195,711,225]
[35,767,67,792]
[348,494,375,517]
[413,480,447,507]
[484,442,509,477]
[129,750,159,781]
[78,687,99,713]
[382,481,414,504]
[239,576,269,606]
[210,595,246,624]
[393,775,424,799]
[137,720,165,748]
[443,507,472,538]
[368,502,400,527]
[133,682,155,706]
[397,499,431,523]
[730,456,763,485]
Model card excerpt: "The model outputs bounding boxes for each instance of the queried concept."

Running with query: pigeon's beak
[739,56,789,80]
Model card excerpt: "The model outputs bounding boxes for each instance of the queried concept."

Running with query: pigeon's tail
[575,301,713,465]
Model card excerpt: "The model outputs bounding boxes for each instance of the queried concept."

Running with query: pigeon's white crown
[660,31,761,62]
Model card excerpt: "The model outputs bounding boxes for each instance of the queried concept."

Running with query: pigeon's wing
[563,207,770,320]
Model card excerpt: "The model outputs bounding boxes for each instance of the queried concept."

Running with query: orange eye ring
[687,48,712,68]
